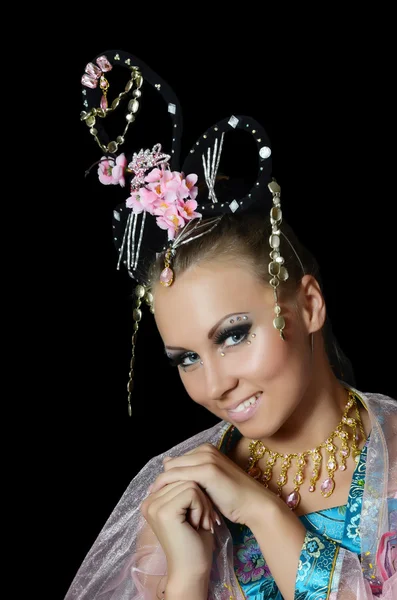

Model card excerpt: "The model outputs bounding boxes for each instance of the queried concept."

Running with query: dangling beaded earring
[268,180,289,340]
[127,284,154,416]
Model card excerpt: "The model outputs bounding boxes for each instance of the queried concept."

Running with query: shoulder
[354,389,397,416]
[358,390,397,468]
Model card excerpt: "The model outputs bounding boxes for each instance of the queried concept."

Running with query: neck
[260,342,350,455]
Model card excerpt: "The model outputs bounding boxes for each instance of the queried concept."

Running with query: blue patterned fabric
[219,425,370,599]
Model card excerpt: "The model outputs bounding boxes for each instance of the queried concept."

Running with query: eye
[180,352,200,368]
[168,351,201,371]
[223,330,249,347]
[214,323,251,348]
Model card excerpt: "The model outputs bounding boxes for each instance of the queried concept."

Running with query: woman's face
[154,259,316,440]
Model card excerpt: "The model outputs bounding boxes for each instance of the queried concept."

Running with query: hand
[149,443,280,525]
[141,479,218,582]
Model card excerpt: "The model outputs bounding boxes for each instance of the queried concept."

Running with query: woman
[69,50,396,599]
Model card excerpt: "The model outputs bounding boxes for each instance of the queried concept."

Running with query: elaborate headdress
[81,50,288,415]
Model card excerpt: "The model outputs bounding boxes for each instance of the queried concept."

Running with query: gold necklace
[245,391,366,510]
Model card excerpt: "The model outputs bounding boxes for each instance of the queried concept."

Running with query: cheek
[228,324,309,385]
[242,327,286,379]
[178,369,209,407]
[178,327,288,402]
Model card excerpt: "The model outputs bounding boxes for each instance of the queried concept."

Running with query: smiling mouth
[227,392,262,413]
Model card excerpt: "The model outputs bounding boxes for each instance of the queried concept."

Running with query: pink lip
[226,393,262,423]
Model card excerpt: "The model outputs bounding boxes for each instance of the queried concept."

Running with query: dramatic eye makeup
[165,314,253,370]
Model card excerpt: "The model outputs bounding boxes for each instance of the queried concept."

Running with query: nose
[203,358,239,402]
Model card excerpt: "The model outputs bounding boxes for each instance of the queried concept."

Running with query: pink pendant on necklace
[248,466,262,479]
[160,267,174,286]
[320,477,335,498]
[286,490,300,510]
[100,95,108,110]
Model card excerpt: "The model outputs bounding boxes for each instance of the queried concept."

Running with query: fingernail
[148,484,153,493]
[163,456,171,462]
[210,524,214,534]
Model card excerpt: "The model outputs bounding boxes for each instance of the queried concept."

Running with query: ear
[297,274,326,334]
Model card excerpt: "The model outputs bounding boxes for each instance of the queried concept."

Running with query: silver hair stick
[117,211,147,273]
[202,132,225,204]
[134,211,146,270]
[171,216,223,249]
[117,213,132,271]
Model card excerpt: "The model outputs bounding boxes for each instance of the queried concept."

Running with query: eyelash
[168,323,252,370]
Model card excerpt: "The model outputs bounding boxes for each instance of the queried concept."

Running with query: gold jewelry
[160,248,174,287]
[268,179,289,340]
[80,66,143,154]
[127,284,153,416]
[245,390,365,510]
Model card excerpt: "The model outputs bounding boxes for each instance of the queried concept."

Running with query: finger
[184,443,216,456]
[151,464,215,494]
[161,452,209,472]
[200,508,214,534]
[212,509,222,526]
[148,481,215,532]
[153,484,210,531]
[141,481,188,517]
[149,479,192,498]
[143,481,207,526]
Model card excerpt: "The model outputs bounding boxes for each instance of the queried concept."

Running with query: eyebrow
[165,312,249,352]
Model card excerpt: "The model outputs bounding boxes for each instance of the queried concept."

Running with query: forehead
[154,260,271,344]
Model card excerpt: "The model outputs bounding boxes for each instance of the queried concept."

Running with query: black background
[47,26,395,599]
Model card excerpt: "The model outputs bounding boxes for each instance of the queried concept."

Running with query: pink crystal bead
[81,73,97,89]
[100,95,108,110]
[340,449,349,457]
[309,485,315,492]
[286,490,300,509]
[85,62,101,79]
[160,267,174,286]
[340,465,346,471]
[320,477,335,498]
[96,55,112,72]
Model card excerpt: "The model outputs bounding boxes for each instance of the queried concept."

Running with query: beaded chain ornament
[80,55,143,154]
[245,390,366,510]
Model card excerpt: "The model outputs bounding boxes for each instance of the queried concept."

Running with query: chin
[236,402,291,439]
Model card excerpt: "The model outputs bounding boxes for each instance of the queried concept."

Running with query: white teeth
[230,393,261,413]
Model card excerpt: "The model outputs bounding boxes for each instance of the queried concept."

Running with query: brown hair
[148,210,317,297]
